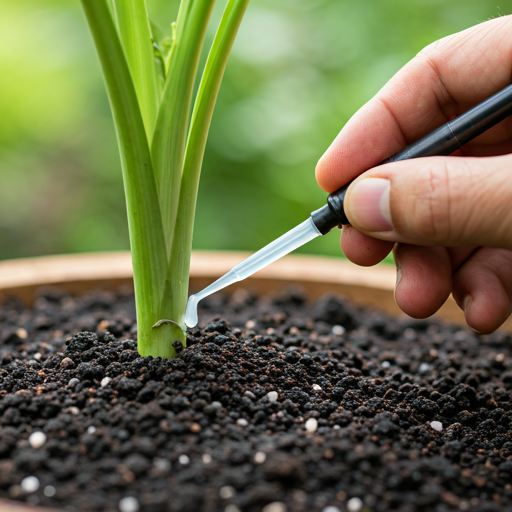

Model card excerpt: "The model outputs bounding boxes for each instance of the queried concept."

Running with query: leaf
[79,0,173,357]
[168,0,251,330]
[151,1,215,257]
[149,18,167,45]
[112,0,160,142]
[150,19,176,82]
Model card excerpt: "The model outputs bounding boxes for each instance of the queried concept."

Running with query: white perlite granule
[403,328,416,340]
[21,476,39,494]
[266,391,278,402]
[153,458,171,472]
[28,431,46,449]
[16,328,28,339]
[119,496,139,512]
[262,502,287,512]
[305,418,318,433]
[219,486,236,499]
[347,497,363,512]
[312,384,322,392]
[43,485,56,497]
[418,362,430,374]
[331,325,345,336]
[430,421,443,432]
[101,377,112,387]
[381,361,391,369]
[179,454,190,465]
[236,418,248,427]
[202,453,212,464]
[87,426,96,434]
[254,451,266,464]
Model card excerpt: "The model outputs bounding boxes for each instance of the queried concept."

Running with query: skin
[315,15,512,334]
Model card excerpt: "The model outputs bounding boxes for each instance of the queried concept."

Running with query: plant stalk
[79,0,175,357]
[151,0,216,255]
[80,0,250,358]
[168,0,251,326]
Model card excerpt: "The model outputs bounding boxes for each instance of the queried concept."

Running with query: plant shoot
[79,0,249,357]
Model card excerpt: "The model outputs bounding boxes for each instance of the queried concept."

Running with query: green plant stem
[167,0,251,322]
[81,0,251,358]
[112,0,159,143]
[79,0,177,358]
[147,0,216,356]
[151,0,216,255]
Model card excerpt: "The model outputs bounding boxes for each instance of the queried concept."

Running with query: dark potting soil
[0,286,511,512]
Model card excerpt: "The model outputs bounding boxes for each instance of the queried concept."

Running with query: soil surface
[0,285,511,512]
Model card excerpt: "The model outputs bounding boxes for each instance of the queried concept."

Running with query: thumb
[343,154,512,250]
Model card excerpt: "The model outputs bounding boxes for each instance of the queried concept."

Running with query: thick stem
[151,0,216,256]
[79,0,172,357]
[81,0,250,358]
[169,0,250,312]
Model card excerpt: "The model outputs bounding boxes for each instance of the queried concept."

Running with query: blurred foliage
[0,0,508,261]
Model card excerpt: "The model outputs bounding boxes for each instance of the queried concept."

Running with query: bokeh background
[0,0,509,261]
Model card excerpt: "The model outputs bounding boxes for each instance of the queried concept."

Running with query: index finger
[316,15,512,192]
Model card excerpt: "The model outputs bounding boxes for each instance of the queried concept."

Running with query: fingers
[394,244,452,319]
[343,154,512,250]
[452,248,512,333]
[447,246,479,273]
[393,244,512,332]
[316,15,512,193]
[340,226,394,266]
[314,17,512,330]
[462,138,512,157]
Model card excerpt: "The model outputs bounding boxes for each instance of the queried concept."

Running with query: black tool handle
[311,83,512,235]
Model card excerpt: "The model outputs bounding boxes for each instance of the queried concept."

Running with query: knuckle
[416,39,441,59]
[407,160,456,242]
[416,32,455,60]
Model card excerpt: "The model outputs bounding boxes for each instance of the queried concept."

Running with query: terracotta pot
[0,250,510,512]
[0,250,510,331]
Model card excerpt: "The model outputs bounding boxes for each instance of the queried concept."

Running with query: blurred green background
[0,0,508,261]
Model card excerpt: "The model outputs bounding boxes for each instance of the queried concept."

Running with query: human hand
[315,16,512,333]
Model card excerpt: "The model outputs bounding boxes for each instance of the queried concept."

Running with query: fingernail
[463,295,482,334]
[463,294,472,314]
[395,260,402,290]
[348,178,393,232]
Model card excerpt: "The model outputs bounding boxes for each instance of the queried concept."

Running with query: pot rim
[0,250,508,332]
[0,250,394,293]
